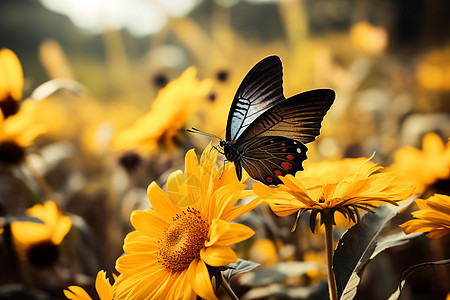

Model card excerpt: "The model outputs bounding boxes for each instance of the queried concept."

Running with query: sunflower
[0,48,23,118]
[114,143,260,299]
[254,155,414,232]
[0,101,46,164]
[11,201,72,267]
[64,270,115,300]
[0,49,46,165]
[110,67,212,153]
[400,194,450,239]
[387,132,450,195]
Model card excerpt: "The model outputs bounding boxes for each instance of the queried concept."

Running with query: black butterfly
[189,55,335,185]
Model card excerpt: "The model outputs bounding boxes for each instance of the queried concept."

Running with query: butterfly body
[221,55,335,185]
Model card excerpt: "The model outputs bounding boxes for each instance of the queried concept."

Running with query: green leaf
[388,259,450,300]
[333,198,419,300]
[1,215,44,225]
[222,258,260,282]
[238,261,320,286]
[371,231,423,260]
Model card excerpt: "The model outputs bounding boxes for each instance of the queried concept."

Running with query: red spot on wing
[270,140,274,143]
[266,176,273,183]
[281,148,287,152]
[286,155,295,160]
[281,162,292,171]
[274,169,283,177]
[281,143,286,146]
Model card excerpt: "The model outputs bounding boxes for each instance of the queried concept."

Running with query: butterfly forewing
[238,136,308,185]
[239,89,335,145]
[226,55,286,142]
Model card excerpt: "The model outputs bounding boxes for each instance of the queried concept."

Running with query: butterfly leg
[199,145,221,165]
[212,145,225,155]
[219,160,229,180]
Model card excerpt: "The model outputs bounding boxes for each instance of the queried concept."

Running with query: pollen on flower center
[157,208,209,272]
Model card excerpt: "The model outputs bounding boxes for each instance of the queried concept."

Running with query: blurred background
[1,0,449,299]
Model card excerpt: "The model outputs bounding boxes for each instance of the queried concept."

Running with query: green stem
[325,221,338,300]
[221,273,239,300]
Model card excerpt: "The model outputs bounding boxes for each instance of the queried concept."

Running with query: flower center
[118,151,142,172]
[0,140,25,165]
[0,94,19,119]
[27,240,59,267]
[157,208,209,272]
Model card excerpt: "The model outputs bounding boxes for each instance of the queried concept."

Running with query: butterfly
[190,55,335,185]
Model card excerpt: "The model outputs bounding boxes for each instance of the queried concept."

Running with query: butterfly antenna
[186,127,222,140]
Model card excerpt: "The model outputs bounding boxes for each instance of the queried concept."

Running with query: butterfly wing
[237,136,308,185]
[226,55,286,142]
[238,89,335,145]
[233,89,334,185]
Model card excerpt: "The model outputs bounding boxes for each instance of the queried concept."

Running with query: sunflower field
[0,0,449,299]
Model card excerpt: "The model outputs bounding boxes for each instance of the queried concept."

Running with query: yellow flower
[114,144,260,300]
[387,133,450,195]
[0,101,46,164]
[248,239,280,267]
[0,48,23,118]
[111,67,212,153]
[11,201,72,266]
[400,194,450,239]
[0,49,46,165]
[350,21,388,56]
[254,156,414,232]
[415,47,450,91]
[64,270,115,300]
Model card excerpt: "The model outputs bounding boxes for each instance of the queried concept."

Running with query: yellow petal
[51,215,72,245]
[166,269,196,300]
[268,202,303,217]
[3,101,45,144]
[127,269,172,300]
[114,264,169,299]
[222,197,265,223]
[167,170,196,207]
[426,229,450,239]
[200,244,238,267]
[115,253,157,273]
[206,219,254,247]
[130,210,166,239]
[0,48,23,101]
[188,259,217,300]
[423,132,445,154]
[184,149,202,203]
[253,182,276,197]
[147,182,181,222]
[63,285,92,300]
[427,194,450,215]
[205,185,241,222]
[11,222,52,245]
[95,271,114,300]
[206,218,230,246]
[123,230,158,254]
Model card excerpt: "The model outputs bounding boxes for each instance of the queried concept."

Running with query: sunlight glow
[40,0,199,36]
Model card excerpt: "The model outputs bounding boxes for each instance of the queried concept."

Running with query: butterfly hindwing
[226,55,286,142]
[237,136,308,185]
